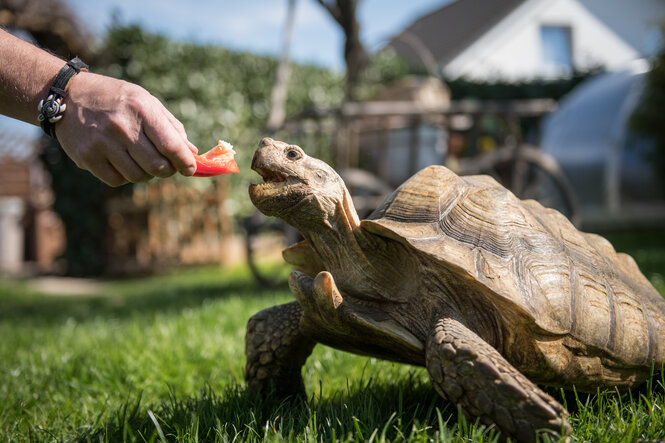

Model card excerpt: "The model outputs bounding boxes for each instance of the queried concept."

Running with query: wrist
[0,29,65,123]
[37,57,89,138]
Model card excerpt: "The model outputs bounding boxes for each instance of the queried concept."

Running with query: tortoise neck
[339,187,360,231]
[305,226,382,297]
[296,190,384,294]
[300,191,364,270]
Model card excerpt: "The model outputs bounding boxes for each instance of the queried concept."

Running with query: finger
[107,148,153,183]
[141,98,196,176]
[127,132,177,178]
[163,108,198,154]
[86,160,129,187]
[58,136,130,187]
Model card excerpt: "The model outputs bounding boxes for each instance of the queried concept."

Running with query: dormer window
[540,25,573,76]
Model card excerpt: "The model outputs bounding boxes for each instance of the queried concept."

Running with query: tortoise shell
[362,165,665,368]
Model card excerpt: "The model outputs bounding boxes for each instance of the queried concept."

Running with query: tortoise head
[249,138,360,232]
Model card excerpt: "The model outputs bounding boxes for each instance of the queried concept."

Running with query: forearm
[0,28,198,185]
[0,28,66,124]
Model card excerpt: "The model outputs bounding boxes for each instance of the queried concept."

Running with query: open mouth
[250,167,304,192]
[255,166,288,184]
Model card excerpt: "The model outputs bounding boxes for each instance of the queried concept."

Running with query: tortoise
[245,138,665,441]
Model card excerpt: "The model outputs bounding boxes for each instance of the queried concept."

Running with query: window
[540,25,573,76]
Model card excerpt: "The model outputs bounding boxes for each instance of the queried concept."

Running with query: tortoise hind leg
[245,301,316,400]
[426,318,571,442]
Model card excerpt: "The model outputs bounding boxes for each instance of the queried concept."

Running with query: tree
[266,0,298,133]
[316,0,369,101]
[1,0,110,275]
[630,26,665,192]
[0,0,92,59]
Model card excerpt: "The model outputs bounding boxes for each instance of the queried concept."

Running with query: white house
[388,0,665,80]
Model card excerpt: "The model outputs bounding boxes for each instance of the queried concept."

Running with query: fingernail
[183,164,196,176]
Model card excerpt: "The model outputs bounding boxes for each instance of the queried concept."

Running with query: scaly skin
[245,302,315,399]
[427,318,570,442]
[245,267,571,442]
[246,138,578,441]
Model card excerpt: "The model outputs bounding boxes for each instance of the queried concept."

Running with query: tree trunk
[266,0,298,133]
[317,0,369,101]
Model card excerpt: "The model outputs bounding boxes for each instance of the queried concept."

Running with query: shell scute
[363,165,665,362]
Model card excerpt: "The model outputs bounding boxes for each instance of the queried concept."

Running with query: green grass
[0,229,664,442]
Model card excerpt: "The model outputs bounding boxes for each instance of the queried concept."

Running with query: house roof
[387,0,526,70]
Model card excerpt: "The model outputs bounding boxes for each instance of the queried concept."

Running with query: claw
[289,271,316,312]
[313,272,344,310]
[289,270,344,315]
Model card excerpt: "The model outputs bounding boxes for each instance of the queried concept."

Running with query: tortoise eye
[286,148,302,161]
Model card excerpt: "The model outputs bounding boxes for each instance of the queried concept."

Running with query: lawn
[0,229,664,442]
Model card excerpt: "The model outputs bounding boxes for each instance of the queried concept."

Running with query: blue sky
[63,0,448,71]
[2,0,449,139]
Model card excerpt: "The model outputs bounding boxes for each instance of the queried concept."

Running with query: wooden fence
[105,178,241,273]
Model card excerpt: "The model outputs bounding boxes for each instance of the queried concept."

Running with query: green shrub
[630,26,665,193]
[42,24,344,275]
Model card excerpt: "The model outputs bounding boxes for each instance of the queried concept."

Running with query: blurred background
[0,0,664,281]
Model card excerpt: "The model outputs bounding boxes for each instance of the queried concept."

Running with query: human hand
[54,71,198,187]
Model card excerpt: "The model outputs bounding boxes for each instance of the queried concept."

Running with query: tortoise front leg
[426,318,570,442]
[245,301,316,400]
